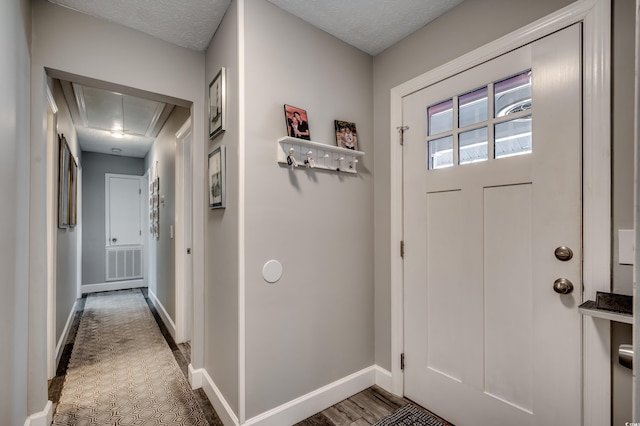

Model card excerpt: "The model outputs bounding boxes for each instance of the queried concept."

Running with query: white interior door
[403,25,582,426]
[105,173,142,247]
[175,118,193,343]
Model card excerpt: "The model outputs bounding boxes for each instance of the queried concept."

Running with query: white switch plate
[618,229,634,265]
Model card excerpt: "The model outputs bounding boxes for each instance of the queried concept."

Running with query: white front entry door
[402,24,582,426]
[105,173,143,247]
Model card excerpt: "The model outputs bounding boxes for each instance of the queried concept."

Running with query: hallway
[48,289,222,425]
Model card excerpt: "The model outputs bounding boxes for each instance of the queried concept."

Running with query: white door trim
[45,84,58,380]
[633,1,640,421]
[389,0,611,424]
[175,117,192,344]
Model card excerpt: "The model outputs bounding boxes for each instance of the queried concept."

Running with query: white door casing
[403,25,581,426]
[175,118,193,344]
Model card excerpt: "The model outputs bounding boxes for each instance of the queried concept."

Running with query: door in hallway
[105,173,143,247]
[402,25,582,426]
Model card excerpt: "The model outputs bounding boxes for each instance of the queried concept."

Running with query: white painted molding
[45,85,58,114]
[243,366,375,426]
[634,1,640,421]
[198,367,241,426]
[23,400,52,426]
[174,117,192,344]
[374,366,393,395]
[55,299,78,370]
[149,288,176,340]
[389,0,610,421]
[238,0,247,423]
[188,363,203,389]
[196,365,377,426]
[82,279,146,294]
[581,1,612,426]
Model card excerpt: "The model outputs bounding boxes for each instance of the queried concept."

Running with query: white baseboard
[23,400,52,426]
[374,366,394,395]
[55,299,78,370]
[82,279,146,294]
[195,364,376,426]
[148,288,176,340]
[192,365,240,426]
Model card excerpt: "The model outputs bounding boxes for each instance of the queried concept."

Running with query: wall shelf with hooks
[277,136,365,174]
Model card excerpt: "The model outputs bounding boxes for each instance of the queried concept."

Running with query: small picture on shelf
[284,104,310,140]
[335,120,358,151]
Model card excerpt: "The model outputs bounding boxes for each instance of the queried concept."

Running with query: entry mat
[374,404,450,426]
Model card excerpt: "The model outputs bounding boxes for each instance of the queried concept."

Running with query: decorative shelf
[277,136,365,174]
[578,292,633,324]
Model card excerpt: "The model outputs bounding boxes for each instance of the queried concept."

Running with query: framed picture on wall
[209,67,226,139]
[58,134,70,228]
[334,120,359,151]
[208,145,226,209]
[68,154,78,227]
[283,104,311,140]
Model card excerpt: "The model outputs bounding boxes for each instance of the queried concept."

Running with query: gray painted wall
[52,79,81,343]
[204,0,240,414]
[243,0,374,418]
[82,152,145,285]
[145,106,190,320]
[0,0,31,423]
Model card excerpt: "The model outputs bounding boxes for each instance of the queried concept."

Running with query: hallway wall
[243,0,374,418]
[0,0,31,423]
[51,78,81,343]
[145,106,191,324]
[204,0,240,415]
[82,152,145,286]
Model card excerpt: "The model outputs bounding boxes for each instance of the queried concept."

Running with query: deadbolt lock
[554,246,573,261]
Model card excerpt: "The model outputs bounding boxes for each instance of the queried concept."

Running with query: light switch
[618,229,634,265]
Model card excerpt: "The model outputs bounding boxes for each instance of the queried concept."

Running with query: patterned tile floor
[50,289,222,425]
[49,288,450,426]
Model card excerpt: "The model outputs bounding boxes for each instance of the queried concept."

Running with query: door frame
[389,0,611,424]
[175,117,192,344]
[45,85,58,380]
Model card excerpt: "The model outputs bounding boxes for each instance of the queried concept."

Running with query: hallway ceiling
[60,80,175,158]
[47,0,463,55]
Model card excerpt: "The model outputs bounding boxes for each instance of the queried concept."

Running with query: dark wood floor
[295,385,407,426]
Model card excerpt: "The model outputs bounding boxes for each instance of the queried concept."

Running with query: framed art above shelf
[277,136,365,174]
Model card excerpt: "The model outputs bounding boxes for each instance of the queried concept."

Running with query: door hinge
[400,240,405,258]
[139,188,142,194]
[140,230,142,236]
[401,353,405,370]
[396,126,409,145]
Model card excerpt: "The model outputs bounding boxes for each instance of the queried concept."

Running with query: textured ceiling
[48,0,463,55]
[265,0,464,55]
[48,0,231,51]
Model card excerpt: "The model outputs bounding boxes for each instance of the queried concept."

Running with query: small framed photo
[209,67,226,139]
[208,145,226,209]
[335,120,359,151]
[284,104,311,140]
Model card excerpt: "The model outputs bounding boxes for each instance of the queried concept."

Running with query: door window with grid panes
[427,71,532,169]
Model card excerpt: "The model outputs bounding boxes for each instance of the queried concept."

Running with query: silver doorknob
[112,238,117,243]
[554,246,573,261]
[553,278,574,294]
